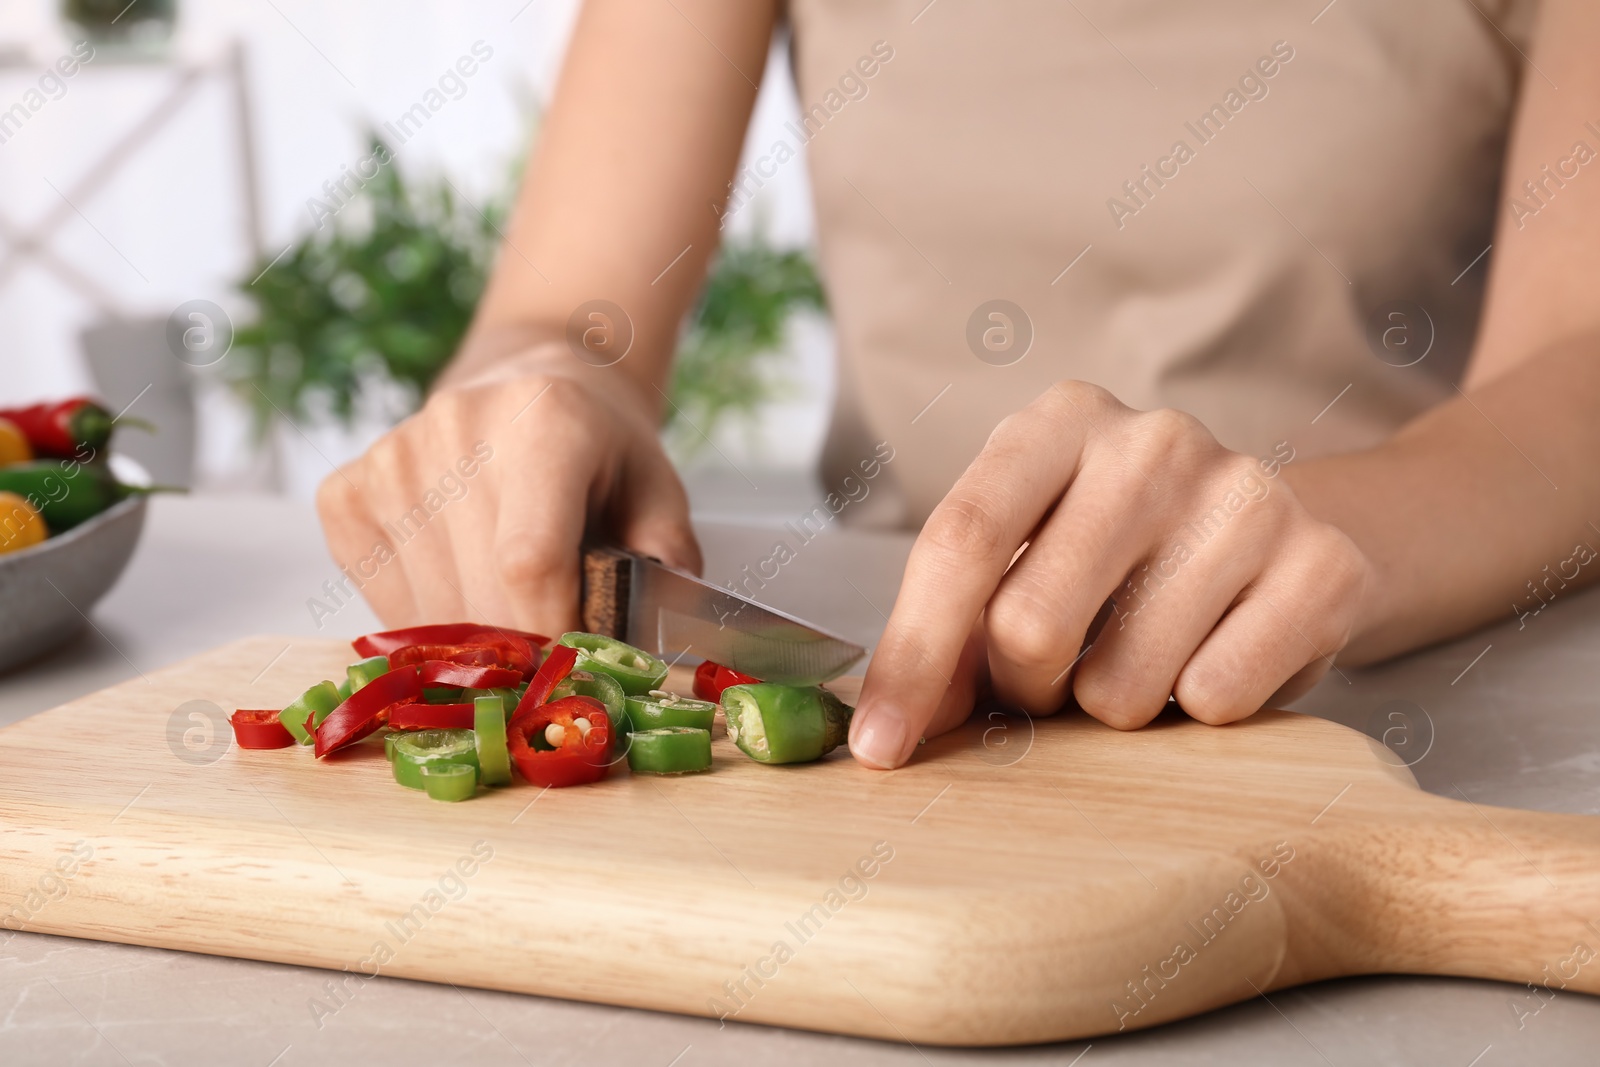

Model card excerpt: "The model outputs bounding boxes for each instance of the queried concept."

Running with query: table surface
[3,495,1598,1066]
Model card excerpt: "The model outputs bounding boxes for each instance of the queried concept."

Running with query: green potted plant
[61,0,177,49]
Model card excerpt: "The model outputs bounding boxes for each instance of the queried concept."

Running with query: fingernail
[851,705,910,770]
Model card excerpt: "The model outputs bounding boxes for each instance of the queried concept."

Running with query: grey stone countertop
[2,495,1597,1065]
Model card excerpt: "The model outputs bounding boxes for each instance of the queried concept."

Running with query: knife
[577,546,866,686]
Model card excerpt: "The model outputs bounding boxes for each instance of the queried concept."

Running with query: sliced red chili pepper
[513,644,578,720]
[230,709,295,749]
[353,624,549,658]
[472,634,538,678]
[417,660,521,689]
[692,661,719,701]
[387,702,477,730]
[315,667,422,757]
[389,644,498,669]
[692,660,762,702]
[507,695,612,787]
[389,638,537,678]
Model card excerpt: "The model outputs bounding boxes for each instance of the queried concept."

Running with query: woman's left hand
[847,380,1374,769]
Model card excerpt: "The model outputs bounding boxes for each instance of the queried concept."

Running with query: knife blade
[579,546,865,686]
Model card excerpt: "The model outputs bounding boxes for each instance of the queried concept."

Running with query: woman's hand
[848,381,1374,769]
[316,351,700,635]
[312,0,775,635]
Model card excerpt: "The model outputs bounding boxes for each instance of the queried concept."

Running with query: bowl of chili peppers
[0,397,157,673]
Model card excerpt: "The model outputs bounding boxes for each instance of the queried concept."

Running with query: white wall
[0,0,829,495]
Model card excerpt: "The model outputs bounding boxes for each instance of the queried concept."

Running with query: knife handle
[580,545,632,639]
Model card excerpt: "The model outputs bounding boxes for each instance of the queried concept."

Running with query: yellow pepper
[0,418,31,466]
[0,491,47,555]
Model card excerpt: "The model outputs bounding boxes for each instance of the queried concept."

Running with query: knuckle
[420,389,481,447]
[1135,407,1208,457]
[315,468,357,519]
[986,588,1074,671]
[1173,670,1248,725]
[984,411,1025,449]
[1072,666,1160,731]
[422,384,470,423]
[1049,379,1116,413]
[1219,452,1264,487]
[495,539,560,593]
[1313,526,1366,589]
[921,493,1010,561]
[363,432,409,484]
[1282,527,1366,648]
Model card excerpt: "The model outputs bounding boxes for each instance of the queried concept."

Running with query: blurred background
[0,0,833,520]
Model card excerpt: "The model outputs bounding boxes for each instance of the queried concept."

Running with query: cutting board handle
[1313,793,1600,996]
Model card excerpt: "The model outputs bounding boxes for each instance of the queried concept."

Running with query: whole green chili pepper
[722,684,853,765]
[0,460,132,533]
[556,632,669,696]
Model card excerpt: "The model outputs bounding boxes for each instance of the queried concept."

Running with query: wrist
[436,322,565,390]
[438,334,664,428]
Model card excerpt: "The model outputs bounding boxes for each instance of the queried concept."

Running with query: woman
[319,0,1600,771]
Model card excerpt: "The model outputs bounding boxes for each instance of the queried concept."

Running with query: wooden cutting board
[2,636,1597,1045]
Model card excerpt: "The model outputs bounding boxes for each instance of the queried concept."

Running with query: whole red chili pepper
[0,398,150,459]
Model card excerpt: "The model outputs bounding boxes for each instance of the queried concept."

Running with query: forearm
[1285,334,1600,664]
[439,0,779,400]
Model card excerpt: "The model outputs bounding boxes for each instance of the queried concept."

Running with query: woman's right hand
[317,0,776,633]
[316,351,701,635]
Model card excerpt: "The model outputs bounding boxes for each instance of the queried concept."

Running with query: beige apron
[787,0,1538,528]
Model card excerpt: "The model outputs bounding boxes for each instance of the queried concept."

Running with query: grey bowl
[0,494,148,674]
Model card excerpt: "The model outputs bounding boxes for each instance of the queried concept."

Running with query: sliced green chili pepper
[279,680,342,745]
[337,678,353,702]
[626,727,712,775]
[550,669,627,753]
[721,684,853,765]
[346,655,390,694]
[474,695,512,787]
[556,632,668,696]
[421,763,477,802]
[423,686,464,704]
[383,731,399,762]
[464,686,520,722]
[391,728,478,790]
[624,690,717,733]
